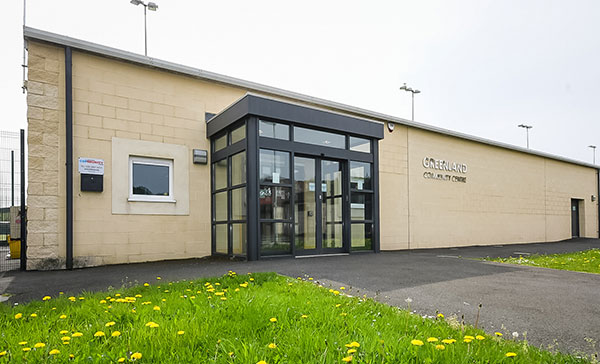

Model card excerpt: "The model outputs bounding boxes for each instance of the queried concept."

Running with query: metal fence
[0,130,24,272]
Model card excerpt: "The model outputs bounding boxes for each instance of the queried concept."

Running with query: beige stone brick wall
[26,41,66,269]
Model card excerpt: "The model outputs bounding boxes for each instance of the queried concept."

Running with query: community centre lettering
[422,157,467,183]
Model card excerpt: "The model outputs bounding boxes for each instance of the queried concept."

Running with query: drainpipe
[65,46,73,270]
[597,168,600,239]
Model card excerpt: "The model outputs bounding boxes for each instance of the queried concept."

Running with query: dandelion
[69,354,74,359]
[72,333,83,338]
[411,339,424,346]
[68,296,76,302]
[144,283,150,287]
[495,332,503,337]
[441,339,456,344]
[30,313,37,318]
[14,313,22,319]
[34,343,46,348]
[505,352,517,357]
[256,361,267,364]
[345,342,360,348]
[464,335,474,340]
[153,306,161,311]
[437,313,444,319]
[301,314,308,319]
[333,290,340,295]
[94,331,105,337]
[177,331,185,335]
[476,335,485,341]
[131,352,142,360]
[0,351,6,357]
[156,277,161,280]
[269,317,277,323]
[61,337,70,341]
[427,337,438,343]
[228,352,234,357]
[43,296,51,301]
[19,341,27,345]
[118,358,126,363]
[463,338,473,343]
[111,331,121,337]
[268,343,277,349]
[340,287,346,290]
[99,300,107,304]
[342,356,353,362]
[347,349,357,354]
[22,347,31,352]
[105,321,116,327]
[145,321,159,328]
[59,314,67,319]
[49,349,60,355]
[435,344,445,350]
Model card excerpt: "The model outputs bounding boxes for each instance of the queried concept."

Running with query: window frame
[128,156,175,203]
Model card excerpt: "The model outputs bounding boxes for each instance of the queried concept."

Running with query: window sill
[128,197,177,203]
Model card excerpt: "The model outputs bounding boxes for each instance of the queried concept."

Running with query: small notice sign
[78,158,104,175]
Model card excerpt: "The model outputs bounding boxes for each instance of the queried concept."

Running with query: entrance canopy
[207,94,384,260]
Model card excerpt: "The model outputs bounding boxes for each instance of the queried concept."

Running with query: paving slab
[1,238,599,356]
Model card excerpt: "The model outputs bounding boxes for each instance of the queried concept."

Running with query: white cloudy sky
[1,0,599,164]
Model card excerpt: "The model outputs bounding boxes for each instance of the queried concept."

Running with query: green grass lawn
[0,272,590,363]
[486,249,600,274]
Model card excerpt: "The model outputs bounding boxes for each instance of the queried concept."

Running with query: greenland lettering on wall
[422,157,467,183]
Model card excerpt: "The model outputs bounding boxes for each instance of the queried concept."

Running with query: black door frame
[294,155,348,256]
[571,199,580,238]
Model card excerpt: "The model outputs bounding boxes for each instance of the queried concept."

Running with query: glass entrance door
[294,156,346,254]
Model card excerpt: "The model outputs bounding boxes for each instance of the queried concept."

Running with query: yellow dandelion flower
[342,356,353,362]
[345,341,360,348]
[161,298,166,302]
[435,344,445,350]
[78,297,85,300]
[340,287,346,290]
[111,331,121,337]
[153,306,161,311]
[250,278,255,281]
[69,354,74,359]
[476,335,485,341]
[228,352,234,357]
[427,337,438,343]
[463,338,473,343]
[505,352,517,357]
[220,297,227,301]
[268,343,277,349]
[72,332,83,337]
[335,304,341,308]
[30,313,37,318]
[347,348,357,354]
[177,331,184,335]
[59,315,67,319]
[437,313,444,319]
[68,296,76,301]
[144,283,150,287]
[43,296,51,301]
[411,339,424,346]
[464,335,475,340]
[495,332,503,337]
[269,317,277,323]
[156,276,161,280]
[105,321,116,327]
[333,290,340,295]
[14,313,22,319]
[441,339,456,344]
[308,277,313,280]
[301,314,308,318]
[49,349,60,355]
[131,352,142,360]
[94,331,105,337]
[118,358,125,363]
[19,341,27,345]
[256,361,267,364]
[215,292,224,296]
[34,343,46,348]
[22,347,31,352]
[61,337,70,341]
[0,351,6,357]
[99,300,107,304]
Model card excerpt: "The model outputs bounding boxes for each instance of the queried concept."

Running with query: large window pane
[323,223,343,249]
[350,161,372,190]
[231,151,246,186]
[259,149,291,184]
[260,187,291,220]
[214,134,227,152]
[231,124,246,144]
[351,193,373,221]
[214,191,228,221]
[293,126,345,149]
[232,223,246,255]
[294,156,316,250]
[260,222,292,254]
[232,187,247,220]
[213,159,227,190]
[259,120,289,140]
[215,224,227,254]
[349,137,370,153]
[351,223,373,251]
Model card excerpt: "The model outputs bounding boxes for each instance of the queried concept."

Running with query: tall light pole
[589,145,597,164]
[399,83,421,121]
[518,124,532,149]
[130,0,158,56]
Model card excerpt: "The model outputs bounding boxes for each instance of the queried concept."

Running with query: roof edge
[24,26,599,170]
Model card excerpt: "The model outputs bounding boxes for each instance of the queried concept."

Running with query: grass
[486,249,600,274]
[0,272,591,363]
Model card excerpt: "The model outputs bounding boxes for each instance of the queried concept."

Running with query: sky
[1,0,599,164]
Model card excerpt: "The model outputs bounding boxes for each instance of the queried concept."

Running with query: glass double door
[294,156,346,254]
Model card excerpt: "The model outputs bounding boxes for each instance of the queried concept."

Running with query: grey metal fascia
[23,26,598,170]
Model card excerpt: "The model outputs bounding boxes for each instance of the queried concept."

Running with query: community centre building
[24,27,600,270]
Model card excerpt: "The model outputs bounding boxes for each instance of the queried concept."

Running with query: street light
[589,145,597,164]
[399,83,421,121]
[518,124,532,149]
[130,0,158,56]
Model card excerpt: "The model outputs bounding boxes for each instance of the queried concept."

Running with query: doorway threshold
[295,253,349,259]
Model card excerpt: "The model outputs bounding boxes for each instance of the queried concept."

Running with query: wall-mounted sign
[78,158,104,175]
[422,157,467,183]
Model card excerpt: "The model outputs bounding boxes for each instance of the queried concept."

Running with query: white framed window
[128,156,175,203]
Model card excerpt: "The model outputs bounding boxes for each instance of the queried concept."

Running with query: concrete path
[1,238,599,356]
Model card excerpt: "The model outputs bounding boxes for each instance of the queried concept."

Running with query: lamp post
[589,145,597,164]
[399,83,421,121]
[518,124,532,149]
[130,0,158,56]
